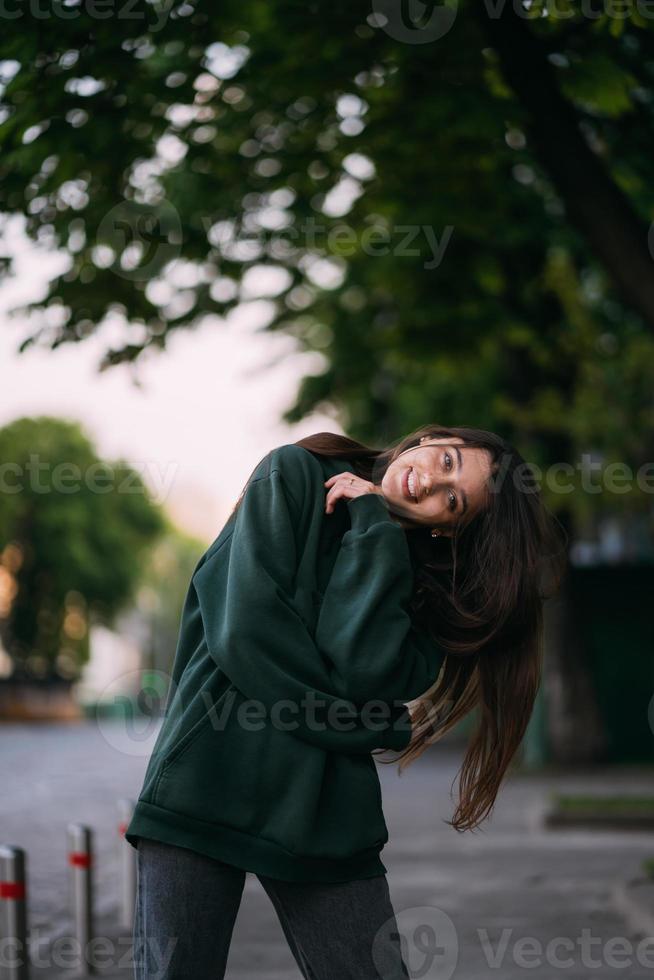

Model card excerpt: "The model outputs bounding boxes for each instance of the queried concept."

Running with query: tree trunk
[477,1,654,331]
[542,568,609,764]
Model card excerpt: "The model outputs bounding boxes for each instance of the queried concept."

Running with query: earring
[431,528,441,538]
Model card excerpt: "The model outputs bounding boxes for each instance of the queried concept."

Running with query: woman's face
[380,436,493,535]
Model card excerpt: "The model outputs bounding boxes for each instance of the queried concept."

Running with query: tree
[0,416,164,678]
[2,1,653,755]
[138,520,207,678]
[0,3,652,492]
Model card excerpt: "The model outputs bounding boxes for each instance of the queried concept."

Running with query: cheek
[385,462,401,486]
[417,449,437,472]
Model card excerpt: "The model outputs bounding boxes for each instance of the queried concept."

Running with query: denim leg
[132,837,246,980]
[256,872,410,980]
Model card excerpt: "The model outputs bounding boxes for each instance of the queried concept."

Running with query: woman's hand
[323,471,381,514]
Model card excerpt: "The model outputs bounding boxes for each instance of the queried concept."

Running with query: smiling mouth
[402,466,418,502]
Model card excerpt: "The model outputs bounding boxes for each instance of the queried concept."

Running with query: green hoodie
[125,444,446,882]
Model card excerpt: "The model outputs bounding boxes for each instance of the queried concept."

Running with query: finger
[323,473,353,487]
[324,483,351,513]
[324,485,340,513]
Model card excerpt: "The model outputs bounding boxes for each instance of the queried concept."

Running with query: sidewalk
[2,722,653,978]
[381,749,654,979]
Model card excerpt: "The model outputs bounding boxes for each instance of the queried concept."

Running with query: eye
[443,452,457,511]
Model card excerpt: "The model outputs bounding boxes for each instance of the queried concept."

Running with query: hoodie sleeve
[314,492,446,705]
[192,465,413,755]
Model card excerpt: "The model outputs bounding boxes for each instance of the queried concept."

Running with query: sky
[0,219,342,542]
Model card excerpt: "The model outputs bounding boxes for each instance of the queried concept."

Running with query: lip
[402,466,418,502]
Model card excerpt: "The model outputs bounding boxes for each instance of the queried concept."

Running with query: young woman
[126,424,564,980]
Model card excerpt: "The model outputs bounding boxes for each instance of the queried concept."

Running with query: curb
[613,877,654,939]
[544,810,654,831]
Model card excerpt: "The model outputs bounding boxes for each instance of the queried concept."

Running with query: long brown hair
[293,425,567,832]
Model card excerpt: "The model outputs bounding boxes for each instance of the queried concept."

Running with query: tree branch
[476,2,654,330]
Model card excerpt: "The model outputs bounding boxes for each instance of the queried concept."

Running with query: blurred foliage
[138,520,206,677]
[1,0,654,530]
[0,416,164,678]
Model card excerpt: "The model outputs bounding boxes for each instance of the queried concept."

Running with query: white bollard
[67,824,95,976]
[0,845,29,980]
[117,800,136,931]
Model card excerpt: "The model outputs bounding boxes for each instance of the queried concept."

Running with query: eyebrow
[453,446,469,517]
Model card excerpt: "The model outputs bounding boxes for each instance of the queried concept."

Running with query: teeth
[408,469,417,500]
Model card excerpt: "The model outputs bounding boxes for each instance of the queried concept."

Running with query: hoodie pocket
[161,709,215,771]
[152,683,237,805]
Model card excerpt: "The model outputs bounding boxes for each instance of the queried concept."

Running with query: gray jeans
[133,837,409,979]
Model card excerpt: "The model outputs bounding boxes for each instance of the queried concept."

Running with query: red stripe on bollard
[0,880,25,899]
[69,852,92,868]
[118,822,127,836]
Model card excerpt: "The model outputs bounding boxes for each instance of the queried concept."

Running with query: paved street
[1,719,653,978]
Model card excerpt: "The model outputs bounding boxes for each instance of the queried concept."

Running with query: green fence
[570,564,654,763]
[463,564,654,768]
